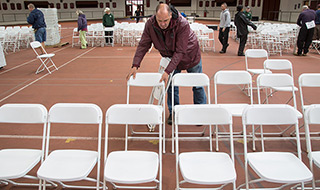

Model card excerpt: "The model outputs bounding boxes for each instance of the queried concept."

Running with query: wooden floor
[1,19,320,190]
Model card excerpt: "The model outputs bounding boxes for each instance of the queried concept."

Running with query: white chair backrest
[243,104,298,126]
[127,73,163,87]
[264,59,293,71]
[305,105,320,124]
[299,73,320,87]
[30,41,42,49]
[257,73,294,88]
[106,104,162,125]
[49,103,102,124]
[245,49,268,58]
[175,105,232,125]
[214,70,252,85]
[172,73,210,87]
[0,104,47,123]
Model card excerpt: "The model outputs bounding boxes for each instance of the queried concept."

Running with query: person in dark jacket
[126,3,207,125]
[103,7,115,44]
[234,5,257,56]
[135,8,141,23]
[76,10,88,49]
[27,3,46,50]
[295,5,316,56]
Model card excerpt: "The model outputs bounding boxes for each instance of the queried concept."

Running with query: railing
[267,10,300,23]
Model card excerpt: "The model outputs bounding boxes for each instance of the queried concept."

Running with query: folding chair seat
[171,73,211,153]
[127,73,166,153]
[104,104,162,190]
[0,104,48,187]
[30,41,58,74]
[214,70,254,151]
[238,104,313,189]
[175,105,236,189]
[304,104,320,189]
[37,103,102,190]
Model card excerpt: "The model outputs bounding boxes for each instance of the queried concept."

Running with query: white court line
[0,46,69,75]
[0,47,96,103]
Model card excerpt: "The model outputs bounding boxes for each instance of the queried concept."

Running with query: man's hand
[160,72,169,85]
[222,27,225,32]
[126,67,137,81]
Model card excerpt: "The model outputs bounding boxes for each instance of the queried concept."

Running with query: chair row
[1,103,320,189]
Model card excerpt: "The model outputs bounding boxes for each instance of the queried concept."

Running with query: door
[125,0,144,17]
[261,0,280,21]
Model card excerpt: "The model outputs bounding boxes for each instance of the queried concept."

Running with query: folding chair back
[30,41,46,54]
[245,49,270,75]
[299,73,320,112]
[175,105,236,189]
[104,104,162,190]
[0,104,47,187]
[37,103,102,190]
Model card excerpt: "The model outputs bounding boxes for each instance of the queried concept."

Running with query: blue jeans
[35,27,46,43]
[167,59,207,114]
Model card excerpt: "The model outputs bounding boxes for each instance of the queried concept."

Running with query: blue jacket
[27,9,46,29]
[77,14,87,32]
[316,10,320,25]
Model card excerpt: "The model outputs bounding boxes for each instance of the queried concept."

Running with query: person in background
[103,7,115,44]
[76,9,88,49]
[244,6,252,20]
[295,5,316,56]
[135,7,141,23]
[27,3,46,52]
[218,2,231,53]
[126,3,206,125]
[313,4,320,40]
[235,5,257,56]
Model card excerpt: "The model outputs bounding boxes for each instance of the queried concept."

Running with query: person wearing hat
[76,9,88,49]
[103,7,115,44]
[244,6,252,20]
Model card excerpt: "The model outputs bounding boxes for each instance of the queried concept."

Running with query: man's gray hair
[156,3,171,14]
[222,2,227,7]
[28,3,35,9]
[302,5,309,10]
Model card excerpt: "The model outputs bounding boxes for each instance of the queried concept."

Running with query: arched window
[112,2,116,8]
[238,0,243,5]
[211,1,215,7]
[2,3,7,10]
[70,3,74,9]
[63,3,68,9]
[49,3,54,8]
[199,1,203,7]
[106,2,110,7]
[56,3,61,9]
[146,0,150,7]
[251,0,255,7]
[257,0,261,7]
[99,2,103,8]
[245,0,249,6]
[17,3,22,10]
[10,3,15,10]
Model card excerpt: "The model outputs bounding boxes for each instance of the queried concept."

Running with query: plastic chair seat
[179,152,236,185]
[37,149,98,182]
[247,69,272,75]
[38,53,55,59]
[311,151,320,168]
[220,104,249,117]
[248,152,313,183]
[104,151,159,184]
[0,149,41,179]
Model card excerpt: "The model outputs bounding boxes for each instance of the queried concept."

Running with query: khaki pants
[79,30,87,49]
[313,25,320,40]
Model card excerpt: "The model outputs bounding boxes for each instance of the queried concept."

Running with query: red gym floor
[1,19,320,189]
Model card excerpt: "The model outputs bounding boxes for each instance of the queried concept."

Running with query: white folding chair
[171,73,211,153]
[37,103,102,190]
[0,104,48,188]
[30,41,58,74]
[214,70,253,151]
[256,74,302,138]
[104,104,162,190]
[71,28,80,47]
[245,49,271,76]
[175,104,236,190]
[304,104,320,189]
[311,40,320,55]
[104,27,114,47]
[239,104,313,189]
[298,73,320,137]
[127,73,166,153]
